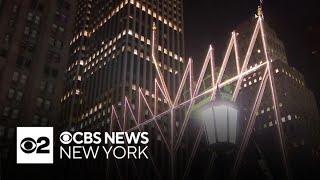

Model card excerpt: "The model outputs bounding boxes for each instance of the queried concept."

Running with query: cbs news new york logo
[16,127,53,164]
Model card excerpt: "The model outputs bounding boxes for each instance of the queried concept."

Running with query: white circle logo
[59,131,72,144]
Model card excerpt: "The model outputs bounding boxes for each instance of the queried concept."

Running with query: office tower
[0,0,75,159]
[62,0,185,131]
[234,18,320,178]
[186,12,320,179]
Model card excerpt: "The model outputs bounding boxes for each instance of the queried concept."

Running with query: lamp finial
[256,0,264,19]
[152,22,157,31]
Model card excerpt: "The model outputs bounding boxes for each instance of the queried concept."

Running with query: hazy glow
[108,15,288,179]
[203,105,238,145]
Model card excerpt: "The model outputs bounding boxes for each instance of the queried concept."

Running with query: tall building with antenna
[233,6,320,179]
[62,0,185,131]
[186,4,320,179]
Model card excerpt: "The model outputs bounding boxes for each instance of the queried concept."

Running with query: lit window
[132,84,136,90]
[269,121,273,127]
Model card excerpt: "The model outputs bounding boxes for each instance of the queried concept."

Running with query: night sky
[184,0,320,108]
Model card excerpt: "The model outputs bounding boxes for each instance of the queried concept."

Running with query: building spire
[256,0,264,19]
[152,22,157,31]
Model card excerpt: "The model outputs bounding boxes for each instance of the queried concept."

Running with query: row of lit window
[82,29,182,74]
[87,29,182,64]
[242,67,263,88]
[78,84,168,121]
[275,68,304,86]
[70,0,181,45]
[66,59,84,73]
[130,0,181,31]
[77,110,112,130]
[131,84,168,103]
[69,29,183,74]
[262,114,299,128]
[127,46,179,74]
[242,65,304,88]
[83,45,179,78]
[78,105,181,130]
[81,102,104,120]
[61,89,81,102]
[256,103,285,116]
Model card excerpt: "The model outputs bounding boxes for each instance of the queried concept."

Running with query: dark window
[16,56,32,68]
[44,66,50,76]
[52,68,58,78]
[0,48,8,58]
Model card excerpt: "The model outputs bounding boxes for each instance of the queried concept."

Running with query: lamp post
[200,88,239,179]
[201,91,239,151]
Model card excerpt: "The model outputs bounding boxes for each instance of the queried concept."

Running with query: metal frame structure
[107,13,289,179]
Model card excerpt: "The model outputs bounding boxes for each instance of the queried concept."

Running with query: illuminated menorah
[107,14,289,179]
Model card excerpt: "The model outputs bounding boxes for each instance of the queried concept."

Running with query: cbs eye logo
[20,137,50,154]
[59,131,72,144]
[17,127,53,164]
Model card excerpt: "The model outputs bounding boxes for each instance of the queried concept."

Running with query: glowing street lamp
[201,89,239,150]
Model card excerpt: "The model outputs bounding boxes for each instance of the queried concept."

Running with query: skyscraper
[234,17,320,179]
[185,9,320,179]
[62,0,185,131]
[0,0,75,158]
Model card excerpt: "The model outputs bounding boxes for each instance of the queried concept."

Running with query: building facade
[0,0,75,158]
[186,16,320,179]
[234,18,320,179]
[62,0,185,131]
